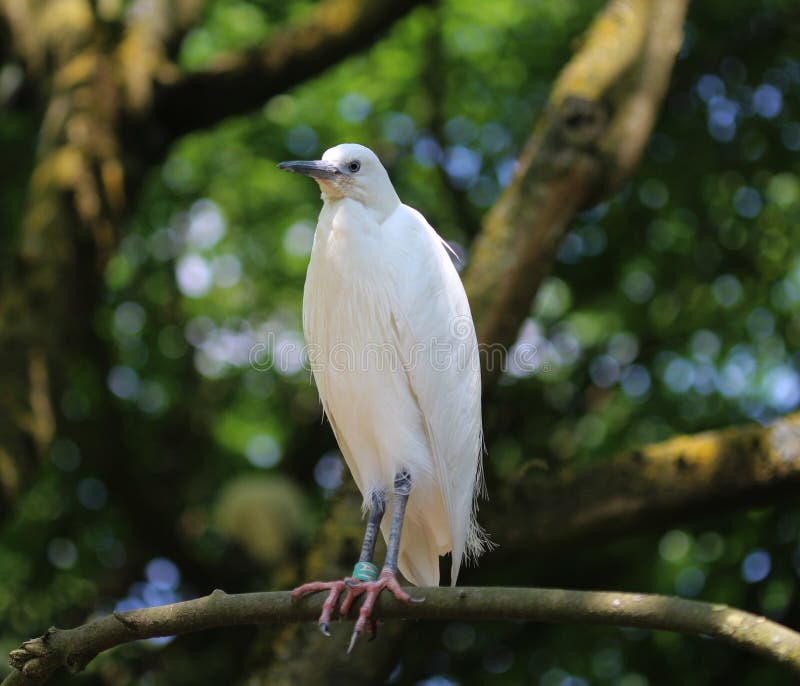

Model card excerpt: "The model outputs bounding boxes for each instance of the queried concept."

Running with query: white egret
[278,143,489,650]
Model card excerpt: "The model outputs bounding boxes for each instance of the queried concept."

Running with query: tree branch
[463,0,688,382]
[492,412,800,555]
[6,586,800,685]
[151,0,431,142]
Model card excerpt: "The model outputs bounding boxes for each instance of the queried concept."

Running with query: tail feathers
[451,520,495,585]
[396,517,440,587]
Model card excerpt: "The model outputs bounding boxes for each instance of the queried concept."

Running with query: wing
[301,201,371,495]
[382,204,489,584]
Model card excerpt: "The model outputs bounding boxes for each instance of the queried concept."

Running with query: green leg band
[352,561,379,582]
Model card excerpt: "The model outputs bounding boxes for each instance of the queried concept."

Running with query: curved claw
[345,608,379,648]
[410,595,426,604]
[291,579,346,636]
[347,627,361,654]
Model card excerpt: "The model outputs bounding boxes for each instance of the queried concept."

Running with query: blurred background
[1,0,800,684]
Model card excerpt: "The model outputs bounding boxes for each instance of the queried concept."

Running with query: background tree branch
[151,0,433,145]
[464,0,688,383]
[491,412,800,555]
[6,586,800,685]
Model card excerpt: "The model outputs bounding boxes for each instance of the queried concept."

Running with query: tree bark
[7,586,800,685]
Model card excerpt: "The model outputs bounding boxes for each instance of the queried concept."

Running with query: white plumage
[298,143,487,587]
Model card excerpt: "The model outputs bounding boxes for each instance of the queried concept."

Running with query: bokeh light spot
[659,530,691,562]
[753,83,783,118]
[78,478,108,510]
[176,254,213,298]
[638,179,669,209]
[732,186,762,218]
[742,549,771,583]
[48,538,78,569]
[51,438,81,472]
[712,274,743,308]
[113,302,146,337]
[186,199,226,250]
[622,270,655,304]
[286,125,318,156]
[675,566,705,597]
[589,355,620,388]
[337,93,371,123]
[314,452,344,491]
[146,557,181,591]
[482,644,514,675]
[246,433,281,468]
[442,622,477,652]
[621,364,651,398]
[108,366,140,400]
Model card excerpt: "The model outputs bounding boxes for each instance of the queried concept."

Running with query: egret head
[278,143,399,213]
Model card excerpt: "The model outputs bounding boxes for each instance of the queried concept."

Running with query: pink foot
[291,570,421,646]
[339,570,420,652]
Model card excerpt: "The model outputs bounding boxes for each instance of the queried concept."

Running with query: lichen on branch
[493,412,800,554]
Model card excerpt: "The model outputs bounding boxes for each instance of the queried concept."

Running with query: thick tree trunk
[0,0,128,513]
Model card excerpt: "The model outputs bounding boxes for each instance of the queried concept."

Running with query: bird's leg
[342,470,420,653]
[290,490,386,636]
[360,490,387,565]
[332,490,386,637]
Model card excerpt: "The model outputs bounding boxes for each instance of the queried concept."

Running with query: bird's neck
[321,190,400,224]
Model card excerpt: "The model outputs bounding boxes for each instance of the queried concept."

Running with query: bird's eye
[348,161,361,173]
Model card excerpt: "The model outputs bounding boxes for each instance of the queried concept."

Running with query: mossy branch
[5,586,800,685]
[464,0,689,380]
[493,412,800,555]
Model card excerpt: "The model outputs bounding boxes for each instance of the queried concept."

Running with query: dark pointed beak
[277,160,340,180]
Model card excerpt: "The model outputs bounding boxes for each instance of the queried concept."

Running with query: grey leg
[382,470,411,574]
[346,470,416,653]
[294,471,417,651]
[358,490,386,564]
